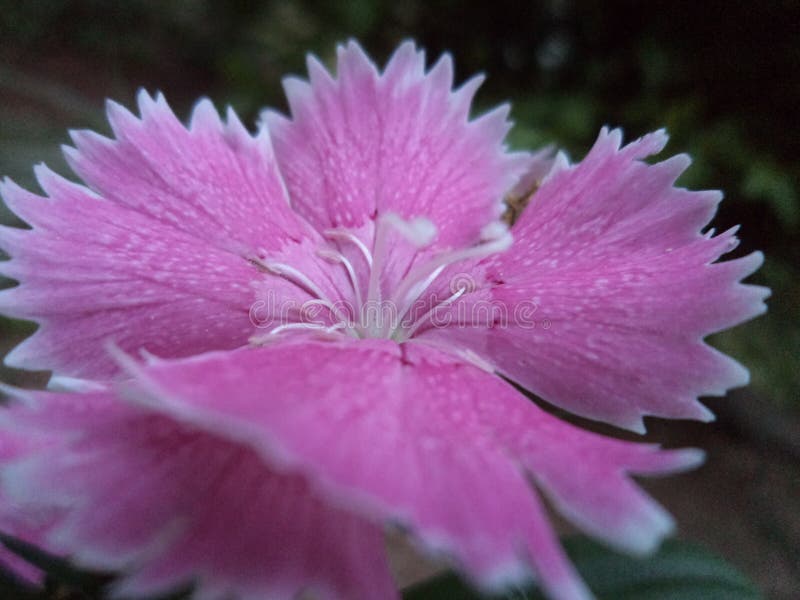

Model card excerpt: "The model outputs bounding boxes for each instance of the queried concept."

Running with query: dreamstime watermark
[249,274,551,333]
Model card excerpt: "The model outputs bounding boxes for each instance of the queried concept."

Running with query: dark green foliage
[0,533,191,599]
[403,536,762,600]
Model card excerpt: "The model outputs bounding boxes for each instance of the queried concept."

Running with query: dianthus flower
[0,41,767,600]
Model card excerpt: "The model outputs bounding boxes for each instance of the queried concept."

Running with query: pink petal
[65,92,313,254]
[0,429,56,584]
[0,167,260,378]
[452,128,768,431]
[116,339,702,600]
[0,93,329,379]
[0,388,395,600]
[263,41,529,249]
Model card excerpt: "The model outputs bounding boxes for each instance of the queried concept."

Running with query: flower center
[251,214,512,343]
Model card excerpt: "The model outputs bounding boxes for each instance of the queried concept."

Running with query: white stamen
[393,265,446,328]
[270,321,346,336]
[365,219,389,311]
[258,259,350,324]
[364,213,438,336]
[250,321,348,344]
[298,300,358,338]
[324,229,373,268]
[396,286,467,341]
[389,226,513,317]
[258,260,327,298]
[317,248,363,309]
[254,216,511,342]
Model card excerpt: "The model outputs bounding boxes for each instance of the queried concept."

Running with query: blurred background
[0,1,797,598]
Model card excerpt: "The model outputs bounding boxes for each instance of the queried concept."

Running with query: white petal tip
[620,507,675,556]
[675,448,707,471]
[47,376,106,393]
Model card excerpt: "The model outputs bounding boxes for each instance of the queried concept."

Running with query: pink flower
[0,41,767,600]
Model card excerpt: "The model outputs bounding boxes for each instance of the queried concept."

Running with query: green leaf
[402,537,761,600]
[0,532,195,599]
[0,533,110,597]
[0,565,40,600]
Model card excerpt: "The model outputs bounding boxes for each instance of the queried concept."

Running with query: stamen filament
[365,220,389,309]
[317,249,363,310]
[269,321,347,336]
[393,265,446,329]
[396,286,467,341]
[253,218,511,342]
[324,229,373,268]
[250,321,350,344]
[299,298,351,329]
[257,259,350,325]
[366,213,438,336]
[389,229,513,313]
